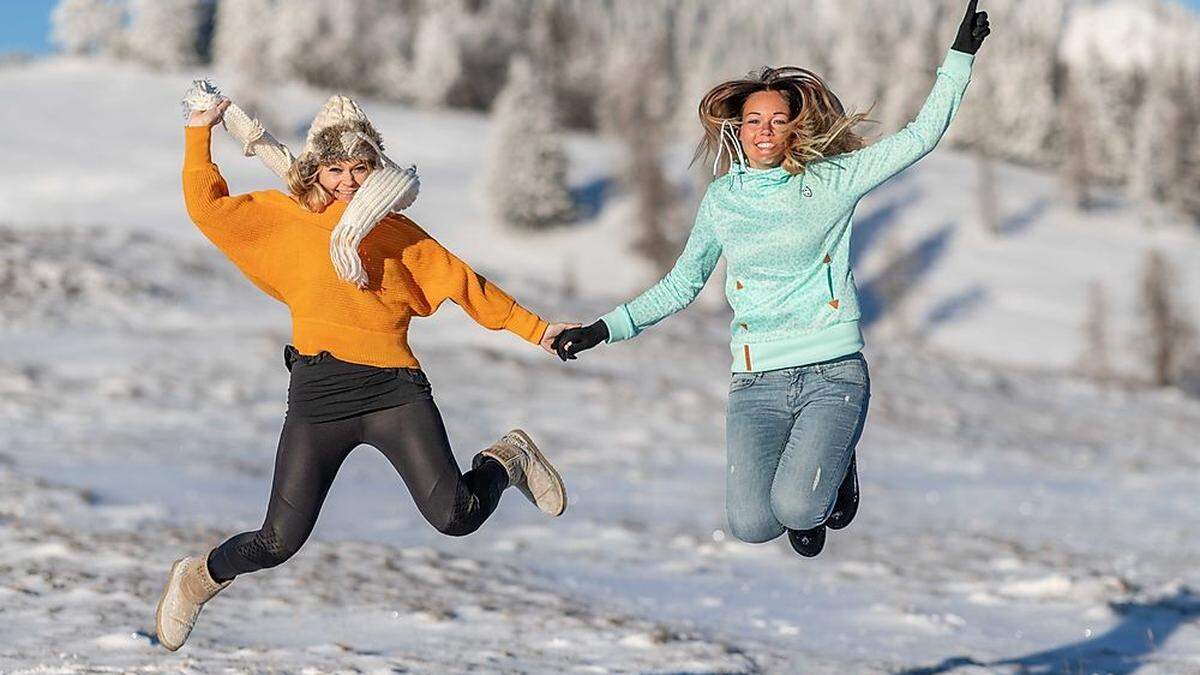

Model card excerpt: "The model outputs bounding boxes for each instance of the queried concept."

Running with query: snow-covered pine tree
[125,0,210,69]
[487,56,574,230]
[51,0,125,56]
[407,2,467,107]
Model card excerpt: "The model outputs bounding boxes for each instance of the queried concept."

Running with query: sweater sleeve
[600,188,722,343]
[816,49,974,199]
[182,126,280,294]
[402,236,549,345]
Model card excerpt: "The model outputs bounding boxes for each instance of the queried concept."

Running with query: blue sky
[2,0,1200,55]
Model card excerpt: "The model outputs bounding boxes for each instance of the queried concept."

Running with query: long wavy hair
[695,66,870,176]
[285,157,379,213]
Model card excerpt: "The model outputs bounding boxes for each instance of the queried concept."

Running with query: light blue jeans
[725,353,870,543]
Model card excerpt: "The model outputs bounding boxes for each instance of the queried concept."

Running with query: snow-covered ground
[2,58,1200,673]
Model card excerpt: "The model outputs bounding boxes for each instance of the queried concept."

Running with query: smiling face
[317,159,374,202]
[738,90,792,169]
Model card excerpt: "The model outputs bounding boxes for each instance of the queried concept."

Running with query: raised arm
[816,1,990,198]
[183,103,277,266]
[183,102,284,299]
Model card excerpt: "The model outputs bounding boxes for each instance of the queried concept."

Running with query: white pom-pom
[181,79,223,119]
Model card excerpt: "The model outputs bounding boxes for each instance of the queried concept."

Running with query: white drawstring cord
[712,119,748,176]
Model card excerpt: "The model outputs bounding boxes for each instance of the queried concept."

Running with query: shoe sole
[154,558,186,652]
[508,429,567,517]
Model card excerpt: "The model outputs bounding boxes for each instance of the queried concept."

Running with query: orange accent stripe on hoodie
[743,345,752,371]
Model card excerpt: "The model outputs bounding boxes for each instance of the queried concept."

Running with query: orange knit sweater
[182,126,548,369]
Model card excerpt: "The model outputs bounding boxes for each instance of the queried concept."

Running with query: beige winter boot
[154,554,231,651]
[479,429,567,517]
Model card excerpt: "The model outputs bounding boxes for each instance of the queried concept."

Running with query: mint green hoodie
[601,50,974,372]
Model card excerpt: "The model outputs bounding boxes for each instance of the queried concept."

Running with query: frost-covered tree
[263,0,418,100]
[1057,76,1096,210]
[51,0,125,56]
[599,28,681,271]
[211,0,276,81]
[1130,63,1184,204]
[125,0,209,69]
[951,0,1066,162]
[1140,250,1194,387]
[407,3,467,107]
[269,0,370,89]
[487,56,574,230]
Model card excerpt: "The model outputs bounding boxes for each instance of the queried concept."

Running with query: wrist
[588,320,609,341]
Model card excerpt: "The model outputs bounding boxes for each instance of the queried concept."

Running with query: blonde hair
[696,66,870,176]
[286,157,378,213]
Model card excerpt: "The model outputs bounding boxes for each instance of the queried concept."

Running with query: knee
[426,509,482,538]
[771,491,830,531]
[726,507,784,544]
[245,527,304,569]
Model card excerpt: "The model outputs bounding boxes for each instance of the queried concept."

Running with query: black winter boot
[826,456,859,531]
[787,525,826,557]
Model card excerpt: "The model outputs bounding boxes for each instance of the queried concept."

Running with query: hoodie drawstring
[713,119,748,177]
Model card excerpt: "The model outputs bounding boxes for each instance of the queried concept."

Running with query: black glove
[951,0,991,55]
[551,320,609,361]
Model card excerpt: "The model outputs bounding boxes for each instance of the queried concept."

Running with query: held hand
[551,320,609,362]
[187,98,230,128]
[952,0,991,55]
[540,322,581,356]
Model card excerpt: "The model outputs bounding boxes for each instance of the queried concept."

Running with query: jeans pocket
[817,357,868,387]
[729,372,760,392]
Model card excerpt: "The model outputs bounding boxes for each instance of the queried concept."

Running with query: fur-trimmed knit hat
[294,95,386,177]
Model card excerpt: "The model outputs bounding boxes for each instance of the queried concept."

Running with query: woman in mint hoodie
[554,2,990,557]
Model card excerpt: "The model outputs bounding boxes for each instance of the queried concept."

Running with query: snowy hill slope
[2,57,1200,673]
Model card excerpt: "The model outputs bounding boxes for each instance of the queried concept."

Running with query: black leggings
[206,399,507,581]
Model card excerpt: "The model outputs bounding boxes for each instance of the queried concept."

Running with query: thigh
[359,399,463,510]
[724,371,795,542]
[773,358,870,523]
[261,417,360,542]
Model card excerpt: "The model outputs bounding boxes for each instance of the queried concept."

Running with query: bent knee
[242,529,304,569]
[726,509,785,544]
[426,511,483,537]
[771,492,831,531]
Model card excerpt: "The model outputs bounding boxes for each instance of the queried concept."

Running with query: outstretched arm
[554,190,723,360]
[818,1,990,198]
[402,235,564,350]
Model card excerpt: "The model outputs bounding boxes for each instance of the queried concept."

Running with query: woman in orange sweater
[155,96,573,651]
